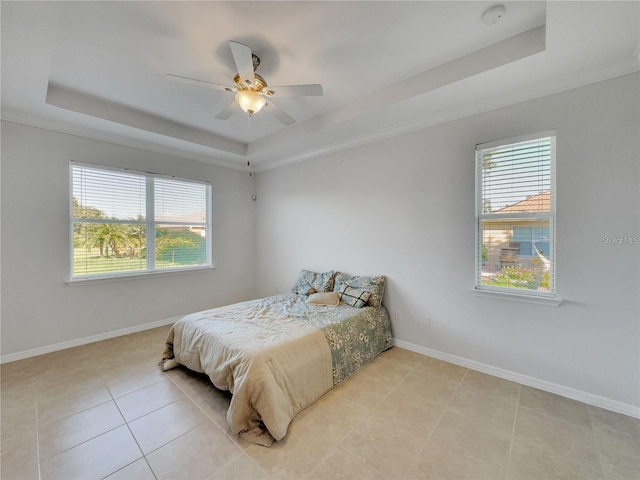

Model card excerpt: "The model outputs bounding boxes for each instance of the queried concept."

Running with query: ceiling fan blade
[214,101,238,120]
[267,84,323,97]
[265,101,295,126]
[229,41,255,86]
[166,74,233,92]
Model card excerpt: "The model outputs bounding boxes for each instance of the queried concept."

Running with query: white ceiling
[2,1,638,172]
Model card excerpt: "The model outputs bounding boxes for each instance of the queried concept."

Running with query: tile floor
[1,325,639,480]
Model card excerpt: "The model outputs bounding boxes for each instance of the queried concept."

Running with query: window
[475,133,555,296]
[71,163,211,280]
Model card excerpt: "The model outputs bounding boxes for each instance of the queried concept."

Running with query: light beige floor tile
[243,434,323,478]
[294,389,371,444]
[0,386,37,443]
[185,383,233,429]
[519,385,592,428]
[1,360,38,388]
[457,370,520,404]
[204,453,268,480]
[408,439,508,480]
[588,405,640,444]
[514,406,602,472]
[115,378,185,422]
[128,397,209,454]
[447,387,517,433]
[414,356,468,384]
[103,361,168,398]
[0,417,37,447]
[358,356,414,386]
[26,350,100,385]
[146,423,242,480]
[595,429,640,480]
[163,366,214,397]
[322,369,396,411]
[430,410,512,472]
[33,365,105,397]
[0,432,39,480]
[243,393,367,479]
[508,437,602,480]
[370,387,445,438]
[40,425,142,480]
[0,381,35,405]
[392,369,460,409]
[379,346,426,369]
[104,458,157,480]
[38,400,125,459]
[37,379,113,425]
[2,353,69,387]
[5,325,640,480]
[307,448,387,480]
[339,415,431,478]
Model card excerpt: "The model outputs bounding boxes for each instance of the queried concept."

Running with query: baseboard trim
[393,339,640,419]
[0,316,180,364]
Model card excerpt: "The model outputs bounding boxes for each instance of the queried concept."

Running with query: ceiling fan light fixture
[235,90,267,115]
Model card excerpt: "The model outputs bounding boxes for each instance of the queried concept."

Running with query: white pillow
[307,291,340,306]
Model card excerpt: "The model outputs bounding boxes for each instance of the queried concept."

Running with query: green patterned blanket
[275,293,393,385]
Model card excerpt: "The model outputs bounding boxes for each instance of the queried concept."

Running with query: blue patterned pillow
[291,269,335,295]
[313,270,335,293]
[333,273,386,307]
[338,284,370,308]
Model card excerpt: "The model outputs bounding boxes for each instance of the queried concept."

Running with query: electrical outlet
[395,309,401,321]
[423,315,431,327]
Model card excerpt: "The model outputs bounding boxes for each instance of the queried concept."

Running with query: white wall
[1,122,256,357]
[254,73,640,411]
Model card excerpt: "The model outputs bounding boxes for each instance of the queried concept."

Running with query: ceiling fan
[166,41,323,126]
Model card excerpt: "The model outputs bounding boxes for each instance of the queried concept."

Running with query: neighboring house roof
[496,191,550,213]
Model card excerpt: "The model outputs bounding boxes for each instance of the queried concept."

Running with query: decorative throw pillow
[333,273,386,307]
[338,284,371,308]
[312,270,335,293]
[291,269,317,296]
[291,269,336,295]
[307,291,340,306]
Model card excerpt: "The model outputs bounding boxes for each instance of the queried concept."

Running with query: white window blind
[475,134,555,296]
[71,163,211,280]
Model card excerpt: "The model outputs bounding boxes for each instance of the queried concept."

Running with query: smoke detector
[482,5,505,25]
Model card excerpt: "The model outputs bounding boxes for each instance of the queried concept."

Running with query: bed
[160,270,392,446]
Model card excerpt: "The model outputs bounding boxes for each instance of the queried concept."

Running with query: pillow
[333,273,386,307]
[307,291,340,306]
[291,269,316,295]
[312,270,335,293]
[291,269,336,295]
[338,284,371,308]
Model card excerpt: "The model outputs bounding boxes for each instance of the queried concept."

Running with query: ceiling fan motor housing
[233,73,267,92]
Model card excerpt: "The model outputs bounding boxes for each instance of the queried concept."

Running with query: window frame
[474,132,557,299]
[69,162,213,282]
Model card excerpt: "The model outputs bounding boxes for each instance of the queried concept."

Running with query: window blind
[475,135,555,296]
[71,163,211,280]
[478,138,551,215]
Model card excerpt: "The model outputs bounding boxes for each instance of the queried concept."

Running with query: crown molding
[0,108,250,173]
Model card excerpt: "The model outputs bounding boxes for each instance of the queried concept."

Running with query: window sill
[66,265,215,286]
[470,287,563,306]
